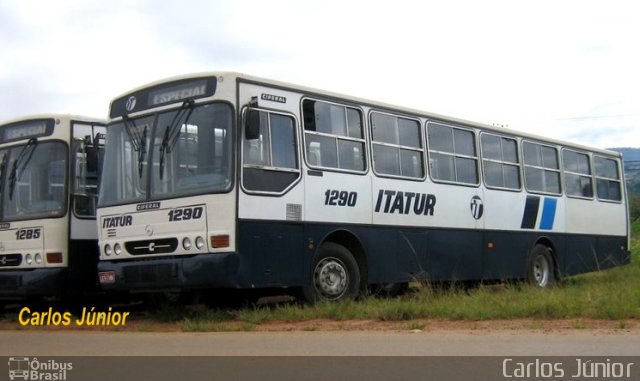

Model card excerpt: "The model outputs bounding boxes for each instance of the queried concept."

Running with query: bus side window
[242,108,299,194]
[371,111,424,179]
[427,122,479,185]
[481,133,521,190]
[523,141,561,195]
[563,149,593,199]
[302,99,366,173]
[594,156,622,201]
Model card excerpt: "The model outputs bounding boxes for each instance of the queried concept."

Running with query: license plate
[98,271,116,284]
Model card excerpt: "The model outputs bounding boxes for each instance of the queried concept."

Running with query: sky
[0,0,638,150]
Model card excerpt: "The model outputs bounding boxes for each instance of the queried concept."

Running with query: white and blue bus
[0,115,105,302]
[97,73,630,302]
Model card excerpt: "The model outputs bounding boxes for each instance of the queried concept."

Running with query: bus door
[237,84,306,287]
[69,122,105,288]
[71,122,105,239]
[479,133,530,280]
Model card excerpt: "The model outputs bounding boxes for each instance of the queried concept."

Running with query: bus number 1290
[168,206,204,222]
[324,190,357,207]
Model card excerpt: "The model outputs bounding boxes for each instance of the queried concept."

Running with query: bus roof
[111,71,622,158]
[0,114,105,127]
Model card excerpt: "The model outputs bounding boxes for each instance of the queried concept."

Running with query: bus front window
[98,103,233,206]
[98,117,153,206]
[151,103,233,197]
[2,141,68,219]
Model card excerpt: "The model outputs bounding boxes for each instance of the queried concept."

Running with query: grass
[146,220,640,331]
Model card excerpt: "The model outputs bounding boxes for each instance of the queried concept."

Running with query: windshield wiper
[159,100,195,180]
[0,150,9,201]
[123,116,148,178]
[9,138,38,200]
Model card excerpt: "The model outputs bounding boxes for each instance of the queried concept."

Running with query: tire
[302,242,361,304]
[527,244,556,287]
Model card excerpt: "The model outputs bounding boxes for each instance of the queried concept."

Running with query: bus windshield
[0,141,68,220]
[98,102,233,206]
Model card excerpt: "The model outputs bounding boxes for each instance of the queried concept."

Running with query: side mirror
[84,135,99,172]
[245,109,261,140]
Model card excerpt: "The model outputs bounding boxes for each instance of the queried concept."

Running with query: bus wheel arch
[302,230,367,303]
[527,239,558,287]
[322,230,368,289]
[534,237,562,280]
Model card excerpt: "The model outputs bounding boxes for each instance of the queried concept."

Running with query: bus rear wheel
[527,244,556,288]
[302,242,361,304]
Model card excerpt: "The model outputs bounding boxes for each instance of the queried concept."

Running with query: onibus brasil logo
[8,357,73,380]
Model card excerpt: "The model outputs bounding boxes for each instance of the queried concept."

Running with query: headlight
[34,253,43,265]
[182,237,192,251]
[195,236,205,250]
[104,244,112,256]
[25,254,33,265]
[114,243,122,256]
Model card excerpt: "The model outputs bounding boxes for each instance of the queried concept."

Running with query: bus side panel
[597,235,630,269]
[482,231,531,280]
[562,234,629,276]
[394,230,429,282]
[236,220,306,288]
[301,224,484,285]
[422,229,483,282]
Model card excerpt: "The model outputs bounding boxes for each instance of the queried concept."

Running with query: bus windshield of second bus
[0,116,105,302]
[0,124,67,220]
[98,103,233,207]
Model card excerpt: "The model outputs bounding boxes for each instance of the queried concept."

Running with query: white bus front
[0,116,104,300]
[97,76,238,292]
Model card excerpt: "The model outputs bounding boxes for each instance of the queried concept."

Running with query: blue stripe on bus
[539,198,557,230]
[520,196,540,229]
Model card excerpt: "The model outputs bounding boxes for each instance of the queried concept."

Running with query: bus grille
[124,238,178,256]
[0,274,21,288]
[123,263,178,283]
[0,254,22,267]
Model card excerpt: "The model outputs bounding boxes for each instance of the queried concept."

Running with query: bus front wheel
[302,242,361,304]
[527,244,556,288]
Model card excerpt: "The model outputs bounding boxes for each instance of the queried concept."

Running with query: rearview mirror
[85,137,99,172]
[245,109,261,140]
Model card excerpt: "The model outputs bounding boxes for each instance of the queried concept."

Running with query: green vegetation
[147,221,639,331]
[630,194,640,222]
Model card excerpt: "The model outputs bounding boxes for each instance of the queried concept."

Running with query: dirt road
[2,329,639,356]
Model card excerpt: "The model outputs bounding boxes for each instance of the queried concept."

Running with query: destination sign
[0,119,54,143]
[149,81,207,106]
[110,77,217,118]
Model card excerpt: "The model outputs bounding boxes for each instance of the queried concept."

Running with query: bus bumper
[97,253,239,292]
[0,268,63,298]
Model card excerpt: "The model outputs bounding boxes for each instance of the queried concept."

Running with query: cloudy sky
[0,0,638,149]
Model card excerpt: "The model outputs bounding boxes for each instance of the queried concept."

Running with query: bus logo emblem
[125,96,137,112]
[470,196,484,220]
[145,225,154,236]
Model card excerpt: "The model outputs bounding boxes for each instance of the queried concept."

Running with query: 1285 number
[15,228,41,240]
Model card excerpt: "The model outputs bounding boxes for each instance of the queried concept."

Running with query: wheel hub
[314,258,348,298]
[533,254,550,287]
